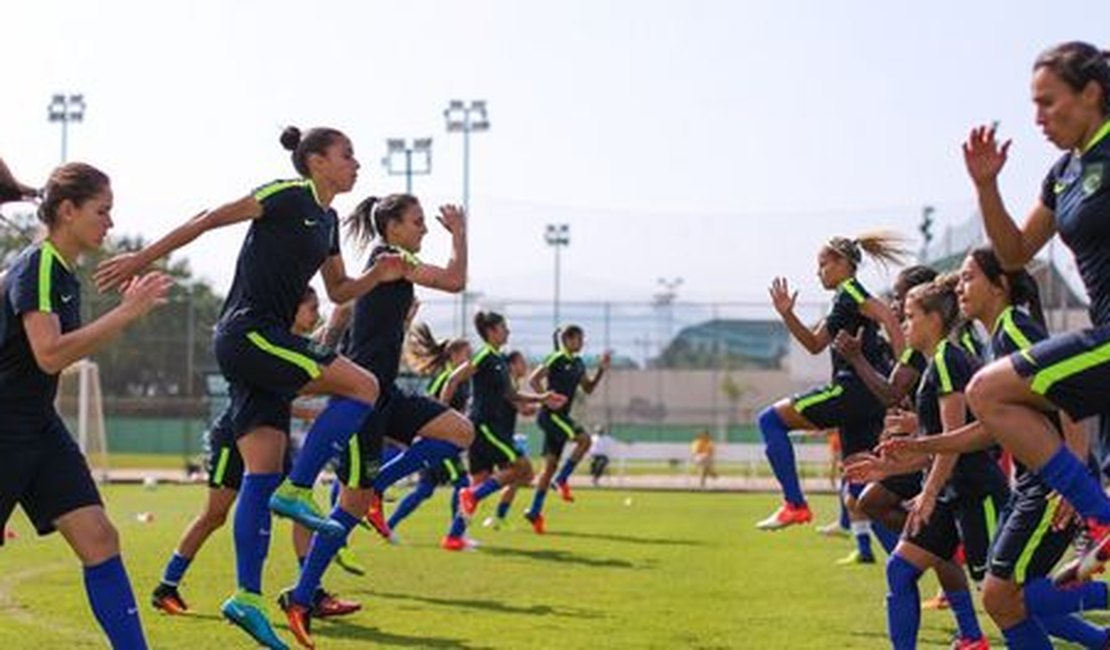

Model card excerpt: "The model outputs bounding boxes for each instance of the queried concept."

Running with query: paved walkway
[103,468,838,494]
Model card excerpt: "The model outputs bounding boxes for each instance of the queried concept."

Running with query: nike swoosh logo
[1054,181,1068,194]
[304,219,318,227]
[60,294,74,303]
[259,529,270,536]
[127,607,138,615]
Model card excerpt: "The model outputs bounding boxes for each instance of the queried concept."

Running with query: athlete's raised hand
[95,251,149,293]
[120,272,174,318]
[437,204,466,236]
[599,351,612,371]
[962,123,1012,188]
[768,277,797,317]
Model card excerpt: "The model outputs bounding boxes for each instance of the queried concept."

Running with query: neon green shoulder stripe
[37,247,55,313]
[253,179,309,202]
[472,345,494,366]
[1083,119,1110,153]
[1002,309,1035,352]
[934,340,953,394]
[543,350,566,368]
[427,367,452,397]
[898,347,915,365]
[839,278,866,305]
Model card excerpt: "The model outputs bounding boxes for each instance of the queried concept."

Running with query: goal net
[56,359,110,483]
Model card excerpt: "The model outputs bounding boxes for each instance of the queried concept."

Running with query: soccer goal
[56,359,110,483]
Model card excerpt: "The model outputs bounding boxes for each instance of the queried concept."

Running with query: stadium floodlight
[545,224,570,329]
[381,137,433,194]
[443,99,491,336]
[47,93,86,163]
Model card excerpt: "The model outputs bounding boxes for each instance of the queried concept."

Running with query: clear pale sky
[2,0,1108,308]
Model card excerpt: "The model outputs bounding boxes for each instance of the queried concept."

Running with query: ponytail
[826,230,909,270]
[405,322,449,376]
[344,193,419,252]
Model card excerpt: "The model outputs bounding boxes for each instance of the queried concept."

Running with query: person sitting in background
[589,425,612,486]
[691,430,718,488]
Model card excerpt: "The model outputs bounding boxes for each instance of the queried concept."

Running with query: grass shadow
[545,530,706,547]
[365,590,602,619]
[479,545,641,569]
[309,618,483,649]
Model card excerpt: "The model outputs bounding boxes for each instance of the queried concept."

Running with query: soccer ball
[142,476,158,491]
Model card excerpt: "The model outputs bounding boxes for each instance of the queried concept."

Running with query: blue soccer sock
[234,473,281,594]
[1024,577,1109,617]
[838,482,850,530]
[372,438,463,494]
[387,478,435,530]
[1038,446,1110,524]
[473,477,502,502]
[447,513,468,539]
[946,590,983,641]
[451,476,470,519]
[886,554,922,650]
[555,458,580,486]
[850,521,875,562]
[496,499,511,519]
[1002,618,1053,649]
[161,552,191,587]
[288,398,373,488]
[759,407,805,506]
[1040,614,1110,648]
[871,522,900,554]
[292,508,361,607]
[84,555,148,650]
[529,488,548,517]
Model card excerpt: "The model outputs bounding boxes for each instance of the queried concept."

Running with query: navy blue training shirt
[825,277,889,379]
[541,347,586,416]
[0,242,81,439]
[468,344,514,430]
[1041,122,1110,326]
[218,179,339,331]
[343,244,418,391]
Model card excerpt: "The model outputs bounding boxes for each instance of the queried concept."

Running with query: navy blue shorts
[204,411,293,490]
[469,420,520,475]
[791,379,884,456]
[537,410,586,458]
[879,472,923,502]
[424,455,468,487]
[0,417,103,544]
[906,481,1010,582]
[988,473,1077,583]
[335,385,447,489]
[1011,325,1110,421]
[214,324,337,438]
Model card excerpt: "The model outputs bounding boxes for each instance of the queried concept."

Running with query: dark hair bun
[280,126,302,152]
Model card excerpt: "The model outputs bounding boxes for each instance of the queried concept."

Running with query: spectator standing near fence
[590,426,612,486]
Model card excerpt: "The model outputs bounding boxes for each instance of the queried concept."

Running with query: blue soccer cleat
[221,590,290,650]
[268,481,345,537]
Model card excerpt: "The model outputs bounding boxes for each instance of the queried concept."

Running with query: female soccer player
[755,233,906,531]
[959,42,1110,647]
[859,278,1004,650]
[151,288,360,619]
[277,193,474,647]
[483,349,540,531]
[96,126,404,648]
[832,266,936,559]
[448,312,565,521]
[0,162,172,649]
[385,324,474,549]
[524,325,610,530]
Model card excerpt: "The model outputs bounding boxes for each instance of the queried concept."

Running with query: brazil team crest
[1082,163,1104,197]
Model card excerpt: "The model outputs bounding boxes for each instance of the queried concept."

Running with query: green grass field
[3,485,1096,649]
